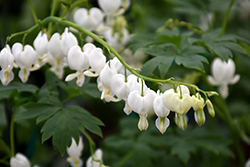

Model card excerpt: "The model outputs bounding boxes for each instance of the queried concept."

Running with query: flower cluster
[0,26,216,133]
[66,137,107,167]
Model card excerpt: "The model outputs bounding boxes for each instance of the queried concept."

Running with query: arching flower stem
[6,16,215,97]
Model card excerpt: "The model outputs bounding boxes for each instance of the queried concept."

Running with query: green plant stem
[115,150,134,167]
[221,0,235,35]
[82,129,95,155]
[214,97,245,166]
[10,107,18,157]
[6,16,214,96]
[28,0,38,23]
[48,0,58,35]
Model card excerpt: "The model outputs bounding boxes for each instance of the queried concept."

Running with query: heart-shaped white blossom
[48,33,65,60]
[98,0,121,15]
[208,58,240,98]
[33,31,48,56]
[0,45,14,85]
[74,8,104,31]
[61,27,78,56]
[67,45,89,71]
[67,137,83,167]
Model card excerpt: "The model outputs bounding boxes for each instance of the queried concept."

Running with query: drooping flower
[86,149,107,167]
[12,43,37,83]
[110,74,137,115]
[128,81,156,131]
[153,90,170,134]
[162,85,192,130]
[208,58,240,98]
[0,45,14,85]
[98,0,121,16]
[84,47,106,77]
[10,153,30,167]
[47,28,77,79]
[67,137,84,167]
[74,8,104,31]
[33,31,48,67]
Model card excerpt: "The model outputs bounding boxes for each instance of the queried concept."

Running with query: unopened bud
[206,99,215,117]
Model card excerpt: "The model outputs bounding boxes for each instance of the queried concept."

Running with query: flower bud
[74,8,104,31]
[206,99,215,117]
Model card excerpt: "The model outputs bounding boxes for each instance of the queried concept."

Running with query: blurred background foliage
[0,0,250,167]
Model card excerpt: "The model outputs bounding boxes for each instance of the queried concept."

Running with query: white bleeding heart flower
[84,48,106,77]
[98,0,121,15]
[110,74,137,115]
[65,45,89,87]
[104,28,130,52]
[33,31,48,67]
[86,149,106,167]
[83,43,96,59]
[99,62,120,102]
[162,85,192,115]
[208,58,240,98]
[153,90,171,134]
[74,8,104,31]
[128,88,156,131]
[61,27,78,56]
[47,33,66,79]
[12,43,37,83]
[10,153,30,167]
[67,137,83,167]
[0,45,14,85]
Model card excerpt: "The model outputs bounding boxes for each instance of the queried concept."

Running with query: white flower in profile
[86,149,107,167]
[66,45,89,87]
[67,137,84,167]
[10,153,30,167]
[74,8,104,31]
[12,43,37,83]
[153,90,170,134]
[208,58,240,98]
[33,31,48,67]
[0,45,14,85]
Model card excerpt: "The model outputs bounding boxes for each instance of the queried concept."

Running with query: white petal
[65,73,79,82]
[67,137,84,158]
[219,85,228,98]
[229,74,240,85]
[98,0,121,15]
[155,117,170,134]
[89,48,106,73]
[61,28,78,55]
[18,68,30,83]
[48,33,65,59]
[207,75,220,86]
